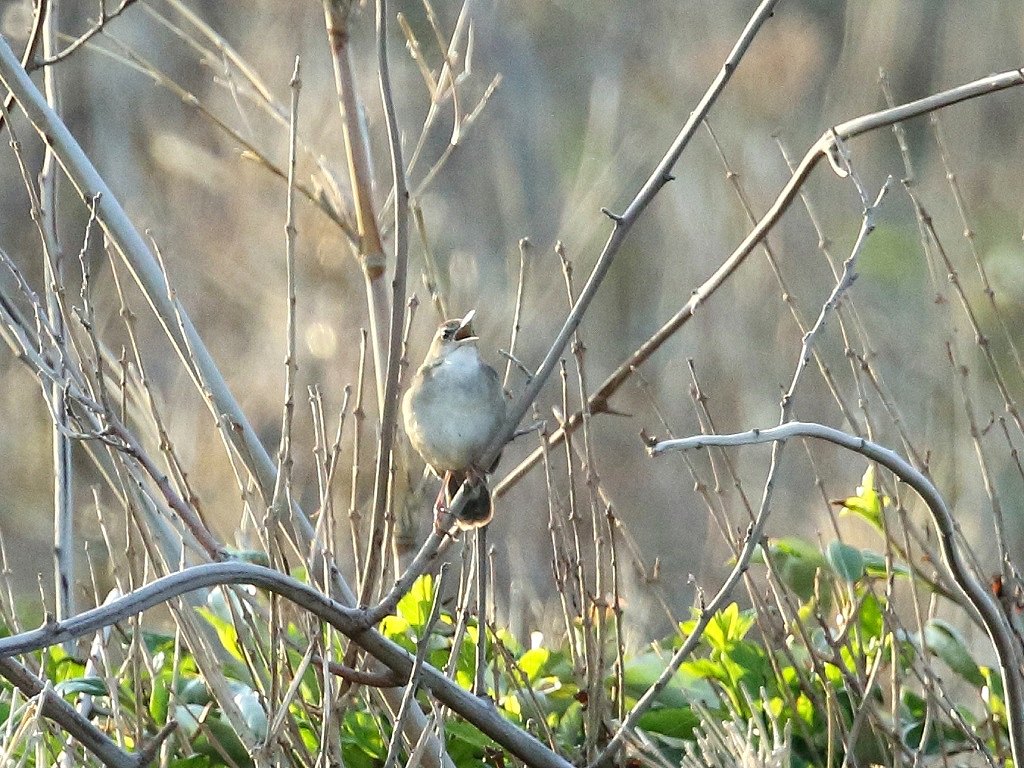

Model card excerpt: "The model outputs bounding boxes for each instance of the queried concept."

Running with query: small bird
[402,310,507,529]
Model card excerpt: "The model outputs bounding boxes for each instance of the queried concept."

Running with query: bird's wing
[484,363,509,417]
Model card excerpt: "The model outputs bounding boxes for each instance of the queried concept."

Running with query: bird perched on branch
[402,310,507,530]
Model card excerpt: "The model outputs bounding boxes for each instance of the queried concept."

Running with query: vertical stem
[503,238,529,388]
[559,360,596,754]
[473,527,487,696]
[557,242,605,752]
[322,0,390,408]
[358,0,411,606]
[271,57,302,515]
[41,0,74,638]
[266,58,302,720]
[381,564,449,768]
[349,329,368,581]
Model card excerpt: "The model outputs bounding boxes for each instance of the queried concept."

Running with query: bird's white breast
[403,345,505,473]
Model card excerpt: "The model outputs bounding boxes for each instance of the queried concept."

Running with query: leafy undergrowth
[0,470,1012,766]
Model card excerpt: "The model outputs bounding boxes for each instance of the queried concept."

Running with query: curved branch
[651,421,1024,768]
[0,562,572,768]
[495,66,1024,498]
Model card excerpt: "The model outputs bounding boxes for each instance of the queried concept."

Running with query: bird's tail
[445,470,494,530]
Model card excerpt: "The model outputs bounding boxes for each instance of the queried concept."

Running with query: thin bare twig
[39,0,74,639]
[503,238,530,389]
[0,31,356,605]
[0,656,166,768]
[88,34,357,241]
[478,0,782,480]
[358,0,412,607]
[473,528,487,696]
[349,329,369,579]
[382,564,448,768]
[29,0,140,69]
[411,203,449,319]
[270,57,302,523]
[557,241,605,759]
[403,0,473,178]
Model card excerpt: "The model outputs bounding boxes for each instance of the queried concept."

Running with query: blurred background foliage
[0,0,1022,652]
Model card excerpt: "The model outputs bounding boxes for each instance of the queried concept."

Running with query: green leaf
[223,548,271,567]
[54,677,107,696]
[397,574,434,630]
[196,604,243,663]
[861,550,912,580]
[902,716,971,754]
[179,677,211,705]
[795,692,816,726]
[758,538,828,601]
[555,700,584,749]
[174,705,253,767]
[722,641,770,688]
[169,756,213,768]
[856,591,884,640]
[701,603,756,651]
[379,615,413,649]
[518,647,551,682]
[233,687,268,741]
[625,653,719,708]
[341,709,386,765]
[682,658,728,686]
[753,537,827,567]
[142,631,178,656]
[446,721,495,764]
[836,465,889,532]
[150,672,170,725]
[920,619,985,687]
[825,540,865,582]
[981,667,1006,718]
[637,706,699,739]
[901,689,926,719]
[501,691,524,719]
[50,649,85,682]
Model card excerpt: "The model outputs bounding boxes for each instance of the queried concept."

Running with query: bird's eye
[442,328,455,341]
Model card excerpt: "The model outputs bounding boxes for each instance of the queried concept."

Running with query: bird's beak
[454,309,476,341]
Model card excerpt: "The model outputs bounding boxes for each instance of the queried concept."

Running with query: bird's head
[428,309,479,359]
